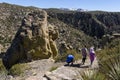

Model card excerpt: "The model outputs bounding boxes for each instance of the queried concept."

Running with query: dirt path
[44,57,99,80]
[4,57,99,80]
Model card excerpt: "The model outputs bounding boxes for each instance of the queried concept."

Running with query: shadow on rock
[64,63,90,68]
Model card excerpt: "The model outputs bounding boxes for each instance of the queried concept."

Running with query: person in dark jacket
[81,46,88,65]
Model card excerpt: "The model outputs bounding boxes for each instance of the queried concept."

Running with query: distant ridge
[59,8,88,12]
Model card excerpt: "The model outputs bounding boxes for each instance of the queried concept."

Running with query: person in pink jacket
[89,47,96,66]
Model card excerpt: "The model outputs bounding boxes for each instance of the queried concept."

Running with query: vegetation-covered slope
[0,3,41,51]
[45,9,120,38]
[0,3,119,52]
[0,3,95,52]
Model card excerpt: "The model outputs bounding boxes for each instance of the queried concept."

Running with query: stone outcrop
[2,10,58,69]
[59,41,73,54]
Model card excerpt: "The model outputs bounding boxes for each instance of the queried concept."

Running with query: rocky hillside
[0,3,41,52]
[45,9,120,38]
[0,3,119,52]
[0,3,96,53]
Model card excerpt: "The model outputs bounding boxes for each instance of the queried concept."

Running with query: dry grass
[9,63,30,76]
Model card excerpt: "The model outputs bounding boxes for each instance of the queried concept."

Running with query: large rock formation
[2,10,58,69]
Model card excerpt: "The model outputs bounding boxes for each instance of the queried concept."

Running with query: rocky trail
[5,57,98,80]
[44,57,99,80]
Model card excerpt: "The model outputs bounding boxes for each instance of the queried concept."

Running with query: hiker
[89,47,96,66]
[66,54,74,66]
[81,46,88,65]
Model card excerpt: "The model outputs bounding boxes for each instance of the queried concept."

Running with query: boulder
[2,10,58,69]
[59,41,69,54]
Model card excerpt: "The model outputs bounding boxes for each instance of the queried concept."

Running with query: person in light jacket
[89,47,96,66]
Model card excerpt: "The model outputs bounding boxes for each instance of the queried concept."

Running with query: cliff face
[45,9,120,38]
[95,12,120,33]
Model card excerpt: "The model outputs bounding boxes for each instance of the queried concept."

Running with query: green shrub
[80,69,106,80]
[97,40,120,61]
[9,63,30,76]
[0,59,5,71]
[99,56,120,80]
[0,59,8,79]
[0,59,7,73]
[97,39,120,80]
